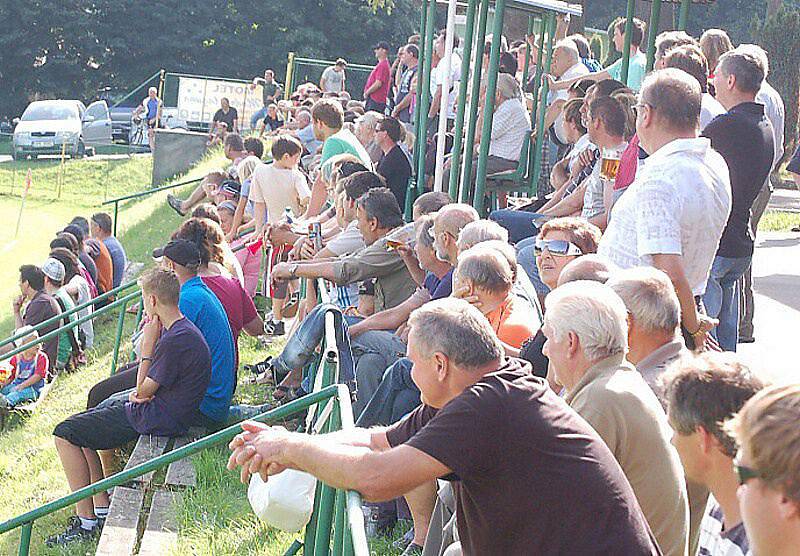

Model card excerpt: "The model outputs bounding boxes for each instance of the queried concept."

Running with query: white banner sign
[177,77,265,128]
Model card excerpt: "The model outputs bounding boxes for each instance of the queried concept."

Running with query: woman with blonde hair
[699,29,733,78]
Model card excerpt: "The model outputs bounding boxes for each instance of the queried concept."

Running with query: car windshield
[21,104,79,122]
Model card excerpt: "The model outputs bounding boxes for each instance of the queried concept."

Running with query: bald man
[431,204,480,266]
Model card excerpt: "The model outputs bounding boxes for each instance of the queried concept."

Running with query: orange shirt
[93,240,113,294]
[486,296,537,349]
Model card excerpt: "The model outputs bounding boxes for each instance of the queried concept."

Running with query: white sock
[79,517,98,530]
[94,506,109,518]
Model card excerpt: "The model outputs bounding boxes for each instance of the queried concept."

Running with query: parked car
[12,100,112,160]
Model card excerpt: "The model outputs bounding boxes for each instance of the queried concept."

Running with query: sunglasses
[534,238,583,257]
[734,457,762,485]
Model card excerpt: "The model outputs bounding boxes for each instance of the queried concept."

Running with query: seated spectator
[1,265,60,375]
[354,111,384,164]
[662,353,766,556]
[218,201,262,298]
[543,281,689,555]
[724,384,800,555]
[376,116,412,210]
[62,223,98,289]
[46,269,211,547]
[607,266,689,401]
[90,212,127,289]
[0,326,47,408]
[208,97,239,145]
[228,298,660,555]
[49,247,94,352]
[53,230,98,303]
[258,103,284,137]
[292,109,323,155]
[41,258,80,371]
[263,187,416,400]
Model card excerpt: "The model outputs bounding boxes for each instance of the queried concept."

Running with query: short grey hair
[736,44,769,77]
[457,220,509,251]
[607,266,680,333]
[408,298,503,370]
[496,73,522,101]
[435,203,480,237]
[718,47,766,93]
[416,215,435,249]
[456,245,514,294]
[641,68,701,133]
[554,39,580,63]
[545,281,628,361]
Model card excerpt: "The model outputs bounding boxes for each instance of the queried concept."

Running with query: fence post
[113,201,119,236]
[17,522,32,556]
[110,298,129,375]
[57,142,67,199]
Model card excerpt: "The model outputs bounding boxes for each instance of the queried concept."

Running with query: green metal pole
[332,489,345,554]
[134,293,144,328]
[110,299,129,376]
[411,0,429,176]
[304,480,323,554]
[472,0,508,214]
[646,0,663,72]
[678,0,690,31]
[18,522,32,556]
[529,19,547,127]
[459,0,491,202]
[529,12,556,197]
[447,0,479,200]
[415,0,438,197]
[113,201,119,237]
[620,0,636,84]
[313,407,336,555]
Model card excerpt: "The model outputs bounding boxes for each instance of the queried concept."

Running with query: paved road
[0,152,149,164]
[738,230,800,383]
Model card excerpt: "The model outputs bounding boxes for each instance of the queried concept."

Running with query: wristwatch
[289,263,299,279]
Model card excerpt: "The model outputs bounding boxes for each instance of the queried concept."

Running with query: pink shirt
[232,238,262,298]
[365,59,391,104]
[201,274,259,373]
[614,134,640,191]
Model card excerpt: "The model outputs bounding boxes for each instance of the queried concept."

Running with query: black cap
[62,224,84,242]
[153,239,201,268]
[373,41,390,51]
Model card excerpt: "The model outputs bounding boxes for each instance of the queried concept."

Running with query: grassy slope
[0,151,226,555]
[759,210,800,232]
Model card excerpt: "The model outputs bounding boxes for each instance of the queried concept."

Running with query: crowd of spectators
[5,13,796,556]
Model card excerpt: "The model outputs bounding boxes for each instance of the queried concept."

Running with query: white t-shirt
[249,164,311,223]
[432,52,462,120]
[599,137,732,296]
[757,80,785,169]
[554,62,590,143]
[321,66,345,93]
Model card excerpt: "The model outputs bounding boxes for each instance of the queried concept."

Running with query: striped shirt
[697,498,751,556]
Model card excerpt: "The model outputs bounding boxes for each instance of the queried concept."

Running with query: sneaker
[167,194,187,216]
[244,356,273,376]
[263,320,285,337]
[45,516,100,547]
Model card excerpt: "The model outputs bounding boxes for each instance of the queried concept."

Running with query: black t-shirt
[377,144,412,211]
[386,358,660,555]
[263,114,284,132]
[702,102,774,258]
[213,107,238,130]
[23,291,61,373]
[519,329,548,378]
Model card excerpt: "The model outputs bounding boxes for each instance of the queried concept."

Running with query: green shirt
[607,50,647,92]
[53,288,77,367]
[320,129,372,171]
[261,81,282,105]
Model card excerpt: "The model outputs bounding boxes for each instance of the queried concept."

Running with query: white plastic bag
[247,469,317,532]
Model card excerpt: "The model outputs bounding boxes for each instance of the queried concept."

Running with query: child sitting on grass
[0,326,48,408]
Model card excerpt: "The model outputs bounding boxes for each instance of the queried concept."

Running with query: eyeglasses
[734,457,762,485]
[534,238,583,257]
[633,103,650,117]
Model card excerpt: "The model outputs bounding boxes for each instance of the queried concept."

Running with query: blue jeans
[489,209,538,244]
[250,106,268,129]
[273,304,357,388]
[350,331,407,416]
[703,255,752,352]
[356,358,420,426]
[516,237,550,296]
[1,383,40,406]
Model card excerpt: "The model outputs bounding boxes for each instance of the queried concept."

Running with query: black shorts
[54,400,139,451]
[147,119,159,129]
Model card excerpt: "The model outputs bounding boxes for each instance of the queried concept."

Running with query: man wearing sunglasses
[662,352,765,556]
[725,384,800,556]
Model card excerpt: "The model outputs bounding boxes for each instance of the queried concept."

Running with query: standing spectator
[599,69,731,351]
[725,384,800,556]
[391,45,419,124]
[41,258,80,372]
[91,212,127,289]
[661,45,725,131]
[208,97,238,144]
[544,281,690,556]
[1,266,60,375]
[376,116,412,210]
[45,269,211,547]
[699,29,734,81]
[364,41,392,113]
[132,87,162,151]
[229,298,660,555]
[320,58,347,93]
[250,69,283,129]
[428,32,461,133]
[702,48,774,352]
[662,352,766,556]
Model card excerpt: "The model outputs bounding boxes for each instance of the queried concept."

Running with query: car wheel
[30,154,38,160]
[75,140,85,159]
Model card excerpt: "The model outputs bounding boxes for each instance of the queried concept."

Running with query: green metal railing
[101,176,204,236]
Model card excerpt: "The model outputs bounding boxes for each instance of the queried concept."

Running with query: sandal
[244,356,273,376]
[273,385,303,403]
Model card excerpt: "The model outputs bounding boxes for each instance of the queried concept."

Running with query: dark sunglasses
[534,238,583,257]
[734,458,762,485]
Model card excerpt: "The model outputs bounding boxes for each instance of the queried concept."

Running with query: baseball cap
[152,239,201,268]
[220,179,241,200]
[372,41,390,51]
[41,258,66,283]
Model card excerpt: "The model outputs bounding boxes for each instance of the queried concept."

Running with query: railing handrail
[291,56,375,72]
[0,385,341,534]
[0,280,139,350]
[101,176,203,205]
[0,290,141,363]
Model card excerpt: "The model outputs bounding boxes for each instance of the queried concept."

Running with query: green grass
[758,210,800,232]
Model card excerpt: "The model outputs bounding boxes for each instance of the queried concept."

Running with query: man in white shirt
[320,59,347,93]
[428,32,461,129]
[599,68,732,351]
[546,40,590,145]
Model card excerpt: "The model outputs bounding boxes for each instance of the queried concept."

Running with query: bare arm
[542,181,587,217]
[243,314,265,337]
[348,290,428,338]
